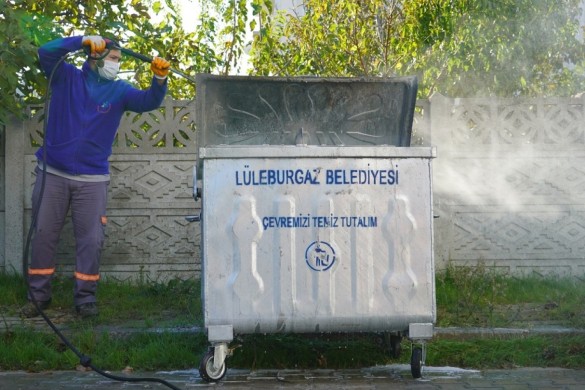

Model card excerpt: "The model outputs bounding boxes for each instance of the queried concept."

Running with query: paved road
[2,365,585,389]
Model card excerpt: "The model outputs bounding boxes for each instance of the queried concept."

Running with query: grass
[0,273,202,328]
[428,335,585,369]
[435,263,585,328]
[0,328,208,371]
[1,266,585,372]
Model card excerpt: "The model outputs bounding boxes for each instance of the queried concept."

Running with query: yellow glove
[82,36,106,54]
[151,57,170,79]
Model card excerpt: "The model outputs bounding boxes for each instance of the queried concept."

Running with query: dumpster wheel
[410,346,423,378]
[199,349,227,382]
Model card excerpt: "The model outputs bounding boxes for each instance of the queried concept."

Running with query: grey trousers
[28,168,109,306]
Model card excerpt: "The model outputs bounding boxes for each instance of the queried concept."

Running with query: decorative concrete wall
[430,94,585,277]
[3,93,585,279]
[2,99,200,281]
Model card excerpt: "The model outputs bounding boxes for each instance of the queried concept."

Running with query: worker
[21,35,170,319]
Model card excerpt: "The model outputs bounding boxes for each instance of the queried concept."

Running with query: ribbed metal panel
[201,147,435,336]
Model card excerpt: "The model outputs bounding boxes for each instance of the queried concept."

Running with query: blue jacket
[37,36,167,175]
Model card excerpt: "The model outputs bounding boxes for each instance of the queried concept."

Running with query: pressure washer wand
[120,47,197,84]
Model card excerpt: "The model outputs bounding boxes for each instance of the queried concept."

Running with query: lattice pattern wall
[431,95,585,276]
[4,94,585,279]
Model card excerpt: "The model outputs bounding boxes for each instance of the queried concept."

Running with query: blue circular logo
[305,241,336,271]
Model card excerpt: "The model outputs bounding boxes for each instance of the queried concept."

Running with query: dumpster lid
[195,74,418,148]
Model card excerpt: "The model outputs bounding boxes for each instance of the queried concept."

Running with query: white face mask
[97,60,120,80]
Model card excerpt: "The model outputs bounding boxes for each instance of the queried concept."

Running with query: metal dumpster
[193,75,435,382]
